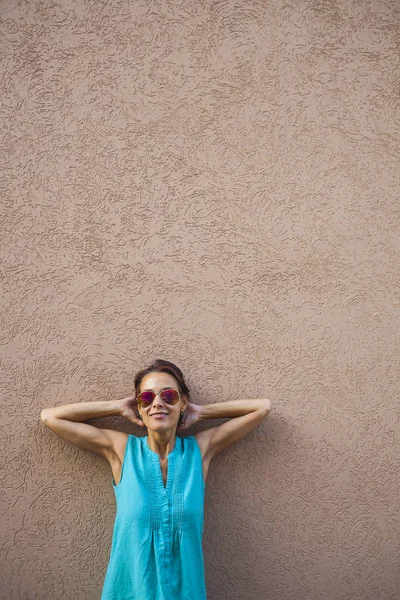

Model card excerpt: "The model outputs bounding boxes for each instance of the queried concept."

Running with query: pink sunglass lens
[162,390,179,403]
[139,392,154,405]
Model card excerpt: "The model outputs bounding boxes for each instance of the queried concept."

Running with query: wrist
[197,405,209,421]
[114,399,126,416]
[117,397,136,417]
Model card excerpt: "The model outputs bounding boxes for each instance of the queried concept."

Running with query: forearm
[198,398,271,420]
[41,400,123,423]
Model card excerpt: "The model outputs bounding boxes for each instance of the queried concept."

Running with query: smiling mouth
[151,413,168,417]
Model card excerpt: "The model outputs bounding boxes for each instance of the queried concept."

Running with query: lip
[150,413,168,418]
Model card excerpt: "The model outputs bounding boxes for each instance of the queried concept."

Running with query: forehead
[140,372,178,391]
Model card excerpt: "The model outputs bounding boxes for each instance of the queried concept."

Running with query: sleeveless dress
[100,434,207,600]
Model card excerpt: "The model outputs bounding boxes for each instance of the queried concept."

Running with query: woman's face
[138,372,187,432]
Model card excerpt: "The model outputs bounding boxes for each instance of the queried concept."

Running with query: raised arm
[190,398,272,461]
[40,396,144,461]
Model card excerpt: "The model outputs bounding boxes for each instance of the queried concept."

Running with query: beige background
[1,0,399,599]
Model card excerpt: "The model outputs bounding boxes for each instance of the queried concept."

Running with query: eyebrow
[142,386,175,392]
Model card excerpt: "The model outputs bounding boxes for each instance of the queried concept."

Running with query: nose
[152,392,165,407]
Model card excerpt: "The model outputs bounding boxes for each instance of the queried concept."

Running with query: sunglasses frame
[136,388,181,409]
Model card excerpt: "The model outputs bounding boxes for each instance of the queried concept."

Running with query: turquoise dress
[100,434,207,600]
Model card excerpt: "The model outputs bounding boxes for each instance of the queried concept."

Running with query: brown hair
[133,359,190,426]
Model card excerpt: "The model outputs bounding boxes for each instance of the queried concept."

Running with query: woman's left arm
[183,399,272,460]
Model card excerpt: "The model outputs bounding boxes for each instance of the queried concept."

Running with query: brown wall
[1,1,399,599]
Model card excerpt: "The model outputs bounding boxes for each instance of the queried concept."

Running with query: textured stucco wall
[1,1,399,599]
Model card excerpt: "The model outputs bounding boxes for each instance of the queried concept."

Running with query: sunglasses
[136,388,181,408]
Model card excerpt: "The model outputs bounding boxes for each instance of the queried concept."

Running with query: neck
[147,430,177,459]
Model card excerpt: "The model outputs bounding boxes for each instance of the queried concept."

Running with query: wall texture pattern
[1,0,399,599]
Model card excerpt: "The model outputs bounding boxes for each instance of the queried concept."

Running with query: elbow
[263,399,272,415]
[40,409,51,427]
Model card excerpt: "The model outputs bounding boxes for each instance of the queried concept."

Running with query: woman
[41,359,272,599]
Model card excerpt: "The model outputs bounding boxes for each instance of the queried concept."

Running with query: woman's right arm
[40,396,143,460]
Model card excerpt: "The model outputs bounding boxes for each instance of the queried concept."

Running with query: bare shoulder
[193,429,216,483]
[101,429,129,464]
[194,428,215,460]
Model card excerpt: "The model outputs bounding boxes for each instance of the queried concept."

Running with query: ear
[181,395,189,411]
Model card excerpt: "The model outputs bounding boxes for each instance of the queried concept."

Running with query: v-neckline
[159,456,168,488]
[144,435,180,492]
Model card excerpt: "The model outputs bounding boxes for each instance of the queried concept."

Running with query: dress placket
[149,444,178,590]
